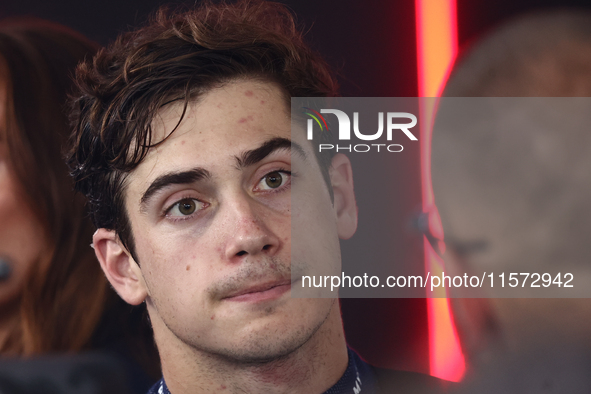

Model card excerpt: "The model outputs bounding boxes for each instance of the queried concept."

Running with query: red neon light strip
[415,0,465,382]
[415,0,458,98]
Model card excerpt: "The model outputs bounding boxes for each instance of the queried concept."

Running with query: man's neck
[154,302,348,394]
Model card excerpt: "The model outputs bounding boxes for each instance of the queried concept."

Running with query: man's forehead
[149,80,290,144]
[126,81,299,193]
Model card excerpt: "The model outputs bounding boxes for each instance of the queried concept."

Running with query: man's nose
[222,196,280,262]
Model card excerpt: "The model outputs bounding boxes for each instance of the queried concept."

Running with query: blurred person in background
[432,10,591,393]
[0,17,158,393]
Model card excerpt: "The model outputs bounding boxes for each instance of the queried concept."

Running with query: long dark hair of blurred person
[0,17,158,390]
[0,16,106,356]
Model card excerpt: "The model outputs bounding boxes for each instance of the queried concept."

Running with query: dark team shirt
[147,348,378,394]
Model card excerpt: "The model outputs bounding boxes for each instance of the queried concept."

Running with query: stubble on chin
[183,257,333,365]
[202,297,336,366]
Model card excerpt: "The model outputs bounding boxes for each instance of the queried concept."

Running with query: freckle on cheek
[211,315,215,320]
[186,265,191,271]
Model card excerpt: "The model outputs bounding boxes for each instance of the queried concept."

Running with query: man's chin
[215,342,306,365]
[203,301,334,365]
[189,325,309,366]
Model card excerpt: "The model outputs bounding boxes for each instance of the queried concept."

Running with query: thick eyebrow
[235,137,307,168]
[140,168,211,211]
[139,137,306,211]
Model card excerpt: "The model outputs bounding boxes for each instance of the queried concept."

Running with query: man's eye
[168,198,204,217]
[258,171,290,190]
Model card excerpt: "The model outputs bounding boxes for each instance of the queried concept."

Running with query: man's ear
[330,153,358,240]
[93,228,147,305]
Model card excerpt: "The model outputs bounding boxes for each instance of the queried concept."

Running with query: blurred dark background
[2,0,591,97]
[2,0,590,376]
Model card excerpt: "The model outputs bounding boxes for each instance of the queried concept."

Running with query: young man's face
[97,79,355,362]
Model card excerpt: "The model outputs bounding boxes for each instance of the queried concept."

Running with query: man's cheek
[136,237,184,286]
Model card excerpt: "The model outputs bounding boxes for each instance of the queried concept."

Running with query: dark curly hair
[67,0,338,259]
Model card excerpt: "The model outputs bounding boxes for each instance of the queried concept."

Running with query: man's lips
[222,279,292,302]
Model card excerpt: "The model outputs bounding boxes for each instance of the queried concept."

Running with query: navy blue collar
[147,348,377,394]
[323,348,378,393]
